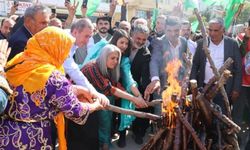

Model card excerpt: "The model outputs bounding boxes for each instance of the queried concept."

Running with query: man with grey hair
[64,18,110,150]
[49,18,62,28]
[8,5,50,60]
[119,20,131,33]
[190,17,242,115]
[134,18,148,27]
[129,24,151,145]
[180,20,197,55]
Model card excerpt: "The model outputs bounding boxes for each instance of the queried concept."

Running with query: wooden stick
[207,139,213,150]
[141,128,167,150]
[175,106,207,150]
[164,127,175,149]
[209,104,241,133]
[216,122,222,150]
[173,117,181,150]
[205,70,231,100]
[190,79,199,109]
[181,49,193,98]
[194,8,231,118]
[106,104,162,121]
[146,99,162,107]
[203,58,234,93]
[182,114,188,150]
[197,93,241,133]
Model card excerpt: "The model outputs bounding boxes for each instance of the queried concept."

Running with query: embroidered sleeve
[49,71,89,125]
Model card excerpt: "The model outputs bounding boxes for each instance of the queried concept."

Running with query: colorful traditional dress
[1,27,87,150]
[0,71,89,149]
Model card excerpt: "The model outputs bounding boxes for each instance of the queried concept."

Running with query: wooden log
[203,58,234,93]
[141,128,167,150]
[181,49,193,98]
[194,8,231,118]
[173,118,182,150]
[106,104,162,121]
[207,139,213,150]
[216,122,222,150]
[175,106,207,150]
[190,79,199,109]
[205,70,231,100]
[196,70,232,125]
[196,94,213,125]
[164,127,175,150]
[182,114,188,150]
[209,104,241,133]
[196,93,241,133]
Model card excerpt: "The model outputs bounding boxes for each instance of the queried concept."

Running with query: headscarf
[6,26,75,150]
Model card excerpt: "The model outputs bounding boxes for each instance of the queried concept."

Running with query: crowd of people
[0,0,250,150]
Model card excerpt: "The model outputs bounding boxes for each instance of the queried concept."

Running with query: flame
[162,58,182,127]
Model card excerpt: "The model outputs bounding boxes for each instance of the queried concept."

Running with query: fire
[162,58,182,127]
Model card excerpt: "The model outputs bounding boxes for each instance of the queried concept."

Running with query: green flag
[191,20,199,32]
[202,0,216,6]
[224,0,245,30]
[86,0,101,17]
[151,8,159,31]
[184,0,199,10]
[74,0,101,16]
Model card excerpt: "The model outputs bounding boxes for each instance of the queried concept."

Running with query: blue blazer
[8,25,32,60]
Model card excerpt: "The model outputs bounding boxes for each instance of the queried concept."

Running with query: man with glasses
[190,18,242,115]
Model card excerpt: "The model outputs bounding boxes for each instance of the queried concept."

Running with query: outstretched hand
[144,80,161,101]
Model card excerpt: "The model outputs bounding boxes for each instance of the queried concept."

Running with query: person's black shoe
[117,136,126,148]
[117,130,126,148]
[134,135,143,145]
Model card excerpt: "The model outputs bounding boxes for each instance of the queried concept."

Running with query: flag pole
[227,3,244,35]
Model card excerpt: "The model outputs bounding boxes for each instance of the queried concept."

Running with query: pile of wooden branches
[142,10,241,148]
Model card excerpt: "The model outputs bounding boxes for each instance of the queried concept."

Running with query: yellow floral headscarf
[6,26,75,150]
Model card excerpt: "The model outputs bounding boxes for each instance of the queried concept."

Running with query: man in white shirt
[190,18,242,114]
[63,18,107,99]
[64,18,110,149]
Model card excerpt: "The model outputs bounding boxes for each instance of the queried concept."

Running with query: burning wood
[142,39,240,150]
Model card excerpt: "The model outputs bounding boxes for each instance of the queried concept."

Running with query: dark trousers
[66,112,99,150]
[51,121,57,150]
[132,107,153,137]
[232,86,250,150]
